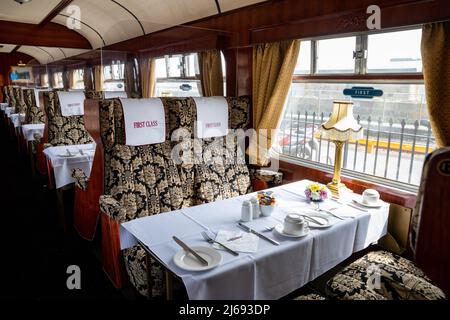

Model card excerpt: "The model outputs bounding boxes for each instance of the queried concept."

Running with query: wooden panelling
[0,21,91,49]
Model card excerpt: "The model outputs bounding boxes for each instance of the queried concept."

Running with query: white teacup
[283,214,308,235]
[362,189,380,205]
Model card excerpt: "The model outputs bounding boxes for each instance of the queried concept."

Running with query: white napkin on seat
[214,230,259,253]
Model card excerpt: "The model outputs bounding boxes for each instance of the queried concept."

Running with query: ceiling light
[17,60,26,67]
[14,0,32,5]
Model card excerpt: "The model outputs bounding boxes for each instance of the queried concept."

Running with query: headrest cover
[193,96,229,138]
[57,91,85,116]
[120,98,166,146]
[104,91,128,99]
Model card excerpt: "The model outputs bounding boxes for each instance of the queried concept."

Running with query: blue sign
[343,87,383,99]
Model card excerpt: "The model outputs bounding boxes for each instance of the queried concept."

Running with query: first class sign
[133,120,158,128]
[343,86,383,99]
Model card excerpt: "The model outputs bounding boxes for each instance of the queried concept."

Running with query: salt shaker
[241,201,253,222]
[249,197,260,219]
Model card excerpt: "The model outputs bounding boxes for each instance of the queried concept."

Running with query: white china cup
[283,214,308,235]
[362,189,380,205]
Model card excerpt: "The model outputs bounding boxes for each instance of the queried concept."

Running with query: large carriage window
[367,29,422,73]
[155,53,201,97]
[316,36,356,74]
[294,41,312,75]
[71,69,85,90]
[103,62,125,91]
[277,28,434,191]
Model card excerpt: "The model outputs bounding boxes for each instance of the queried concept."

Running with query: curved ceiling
[17,46,88,65]
[0,0,268,62]
[50,0,268,49]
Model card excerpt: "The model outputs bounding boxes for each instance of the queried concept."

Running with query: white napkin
[34,89,50,109]
[214,230,259,253]
[57,91,85,116]
[120,98,166,146]
[193,97,228,138]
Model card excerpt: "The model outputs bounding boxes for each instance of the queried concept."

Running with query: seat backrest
[84,90,104,100]
[410,147,450,296]
[100,98,190,222]
[163,97,252,204]
[2,86,9,104]
[7,86,16,108]
[43,91,93,146]
[23,89,45,124]
[13,87,26,114]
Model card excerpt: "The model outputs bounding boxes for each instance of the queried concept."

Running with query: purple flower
[305,189,312,199]
[319,189,329,200]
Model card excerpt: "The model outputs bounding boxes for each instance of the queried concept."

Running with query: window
[367,29,422,73]
[72,69,84,90]
[294,41,312,75]
[155,53,201,97]
[277,28,433,191]
[53,72,63,88]
[40,73,49,87]
[316,36,356,74]
[154,52,226,97]
[103,61,125,91]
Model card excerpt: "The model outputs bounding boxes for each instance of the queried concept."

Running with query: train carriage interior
[0,0,449,308]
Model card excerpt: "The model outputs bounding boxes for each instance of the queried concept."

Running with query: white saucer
[173,246,222,271]
[352,196,384,208]
[274,223,310,238]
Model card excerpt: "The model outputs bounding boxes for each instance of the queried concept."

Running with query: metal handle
[214,240,239,256]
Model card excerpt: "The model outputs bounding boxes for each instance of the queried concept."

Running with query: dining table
[120,179,389,300]
[43,143,96,189]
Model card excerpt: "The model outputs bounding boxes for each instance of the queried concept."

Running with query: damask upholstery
[250,168,283,188]
[13,87,27,114]
[7,86,16,109]
[99,97,252,298]
[2,86,9,105]
[43,91,93,146]
[23,89,45,124]
[72,168,88,191]
[294,293,326,300]
[326,251,446,300]
[84,90,104,100]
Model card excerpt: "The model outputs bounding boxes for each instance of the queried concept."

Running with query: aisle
[0,123,122,300]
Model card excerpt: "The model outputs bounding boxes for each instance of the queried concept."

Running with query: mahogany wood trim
[280,160,417,209]
[0,20,91,49]
[38,0,74,27]
[292,74,424,81]
[72,99,104,240]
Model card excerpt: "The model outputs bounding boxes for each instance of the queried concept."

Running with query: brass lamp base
[327,181,352,198]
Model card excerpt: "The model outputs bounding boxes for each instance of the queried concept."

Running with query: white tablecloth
[43,143,96,189]
[9,113,25,128]
[4,107,14,116]
[21,123,45,142]
[120,180,389,300]
[0,103,9,111]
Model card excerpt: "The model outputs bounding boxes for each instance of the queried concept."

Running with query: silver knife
[331,197,369,212]
[172,236,208,266]
[238,222,280,246]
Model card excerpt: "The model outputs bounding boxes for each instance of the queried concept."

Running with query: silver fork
[201,231,239,256]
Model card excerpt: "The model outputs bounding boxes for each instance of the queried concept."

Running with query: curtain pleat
[62,70,70,90]
[125,61,139,98]
[94,65,103,92]
[140,58,156,98]
[83,66,93,91]
[422,22,450,147]
[251,40,300,165]
[199,49,224,97]
[68,70,75,89]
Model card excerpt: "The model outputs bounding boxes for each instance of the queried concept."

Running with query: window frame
[295,26,424,80]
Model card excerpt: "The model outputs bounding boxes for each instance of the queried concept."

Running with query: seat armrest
[250,168,283,191]
[99,195,126,222]
[72,168,89,191]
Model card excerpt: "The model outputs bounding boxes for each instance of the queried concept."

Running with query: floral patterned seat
[43,91,93,146]
[12,87,27,114]
[84,90,104,100]
[326,250,446,300]
[2,86,10,105]
[23,88,45,124]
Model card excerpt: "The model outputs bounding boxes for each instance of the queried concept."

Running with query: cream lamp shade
[321,101,363,141]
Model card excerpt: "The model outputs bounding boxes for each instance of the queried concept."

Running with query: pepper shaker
[241,201,253,222]
[250,197,260,219]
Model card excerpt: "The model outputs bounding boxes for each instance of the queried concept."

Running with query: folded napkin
[214,230,259,253]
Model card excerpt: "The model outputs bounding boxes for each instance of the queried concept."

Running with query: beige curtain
[83,66,93,91]
[124,61,138,98]
[140,58,156,98]
[68,70,75,89]
[199,49,224,97]
[94,65,103,92]
[62,70,70,90]
[422,22,450,147]
[252,40,300,165]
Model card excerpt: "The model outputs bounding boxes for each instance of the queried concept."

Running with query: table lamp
[321,101,363,197]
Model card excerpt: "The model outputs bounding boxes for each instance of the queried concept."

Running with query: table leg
[165,270,174,300]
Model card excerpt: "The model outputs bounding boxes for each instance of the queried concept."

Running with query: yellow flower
[310,183,319,193]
